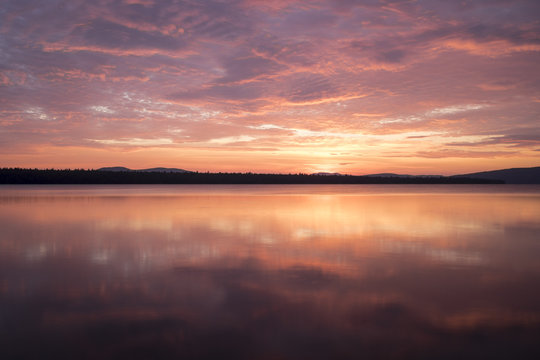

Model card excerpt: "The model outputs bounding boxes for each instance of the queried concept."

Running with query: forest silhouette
[0,168,503,184]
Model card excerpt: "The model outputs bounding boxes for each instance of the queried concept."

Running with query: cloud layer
[1,0,539,174]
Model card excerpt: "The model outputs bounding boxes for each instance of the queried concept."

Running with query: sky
[1,0,539,175]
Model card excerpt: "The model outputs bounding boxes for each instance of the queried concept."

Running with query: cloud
[280,73,340,103]
[208,135,256,144]
[446,133,540,148]
[170,82,266,102]
[90,106,115,114]
[1,0,539,172]
[217,55,286,84]
[73,19,186,51]
[413,149,516,159]
[379,104,488,125]
[426,104,487,116]
[90,138,174,147]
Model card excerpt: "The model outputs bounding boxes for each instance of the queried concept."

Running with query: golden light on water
[3,185,539,271]
[2,185,540,358]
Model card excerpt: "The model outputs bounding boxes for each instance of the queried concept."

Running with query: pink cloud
[0,0,539,173]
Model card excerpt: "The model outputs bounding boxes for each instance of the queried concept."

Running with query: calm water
[1,185,540,359]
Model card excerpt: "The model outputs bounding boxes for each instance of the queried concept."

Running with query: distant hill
[98,166,191,173]
[365,173,412,178]
[365,173,443,178]
[362,167,540,184]
[311,172,344,176]
[453,166,540,184]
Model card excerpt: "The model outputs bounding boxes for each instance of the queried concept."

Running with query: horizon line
[2,165,539,177]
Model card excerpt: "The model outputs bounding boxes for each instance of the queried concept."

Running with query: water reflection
[1,185,540,359]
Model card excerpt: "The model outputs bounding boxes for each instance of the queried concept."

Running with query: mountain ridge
[356,166,540,184]
[98,166,191,173]
[452,166,540,184]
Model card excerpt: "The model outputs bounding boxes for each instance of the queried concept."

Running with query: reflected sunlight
[1,185,540,359]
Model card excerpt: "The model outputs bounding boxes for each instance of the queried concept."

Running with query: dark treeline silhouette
[0,168,504,184]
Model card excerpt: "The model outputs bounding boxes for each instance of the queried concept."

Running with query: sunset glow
[1,0,539,174]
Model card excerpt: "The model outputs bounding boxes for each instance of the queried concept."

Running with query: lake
[1,185,540,359]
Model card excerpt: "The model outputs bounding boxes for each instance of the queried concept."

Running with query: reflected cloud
[1,186,540,358]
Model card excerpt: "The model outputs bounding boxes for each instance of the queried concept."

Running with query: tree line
[0,168,504,184]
